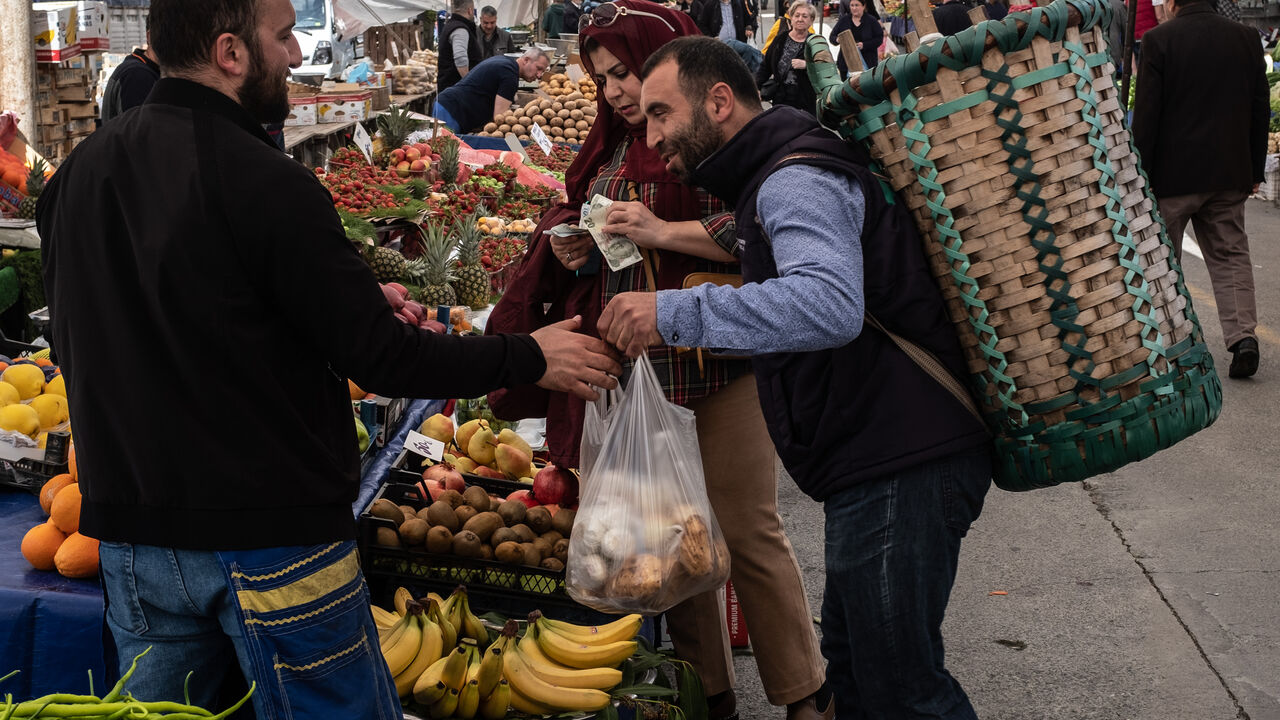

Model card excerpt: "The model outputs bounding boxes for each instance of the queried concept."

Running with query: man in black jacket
[698,0,756,42]
[36,0,620,717]
[932,0,973,36]
[478,5,519,59]
[602,37,990,720]
[100,20,160,123]
[437,0,483,92]
[1132,0,1268,378]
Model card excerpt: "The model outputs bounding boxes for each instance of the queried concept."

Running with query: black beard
[661,106,722,185]
[239,38,289,124]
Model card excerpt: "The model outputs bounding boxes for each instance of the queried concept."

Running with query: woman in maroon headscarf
[486,3,830,717]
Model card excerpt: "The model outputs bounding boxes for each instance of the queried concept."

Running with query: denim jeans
[99,541,401,720]
[821,448,992,719]
[432,101,462,133]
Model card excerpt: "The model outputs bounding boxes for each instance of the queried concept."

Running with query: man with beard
[35,0,621,717]
[598,36,991,719]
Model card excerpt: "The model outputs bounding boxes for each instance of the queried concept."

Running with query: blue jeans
[432,100,462,133]
[821,448,992,719]
[99,541,401,720]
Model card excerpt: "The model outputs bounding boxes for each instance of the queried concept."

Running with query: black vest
[692,108,989,499]
[437,14,482,93]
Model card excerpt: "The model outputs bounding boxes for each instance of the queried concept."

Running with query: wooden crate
[363,22,423,66]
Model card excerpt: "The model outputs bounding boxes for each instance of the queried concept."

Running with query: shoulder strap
[864,313,983,424]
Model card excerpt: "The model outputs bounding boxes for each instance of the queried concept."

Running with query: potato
[564,128,579,140]
[566,91,584,101]
[483,122,498,132]
[519,134,529,141]
[512,124,526,135]
[558,109,572,119]
[576,120,590,131]
[505,114,519,125]
[550,126,564,138]
[550,116,564,128]
[498,123,511,133]
[552,101,564,112]
[570,109,584,121]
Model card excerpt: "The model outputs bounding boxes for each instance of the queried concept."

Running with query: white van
[291,0,358,79]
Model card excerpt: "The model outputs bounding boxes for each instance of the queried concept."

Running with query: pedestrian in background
[100,15,159,123]
[757,0,818,112]
[437,0,482,92]
[932,0,973,36]
[1132,0,1268,377]
[699,0,758,43]
[544,0,566,38]
[478,5,519,59]
[828,0,882,75]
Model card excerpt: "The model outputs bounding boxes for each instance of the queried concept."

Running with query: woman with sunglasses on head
[758,0,819,112]
[486,2,831,718]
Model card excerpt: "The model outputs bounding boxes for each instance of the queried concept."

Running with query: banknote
[581,194,642,272]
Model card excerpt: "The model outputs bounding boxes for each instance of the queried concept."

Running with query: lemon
[45,375,65,397]
[29,394,69,429]
[0,403,40,436]
[2,365,45,400]
[36,432,47,449]
[0,382,19,406]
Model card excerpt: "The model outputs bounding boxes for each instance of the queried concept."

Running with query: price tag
[404,429,445,461]
[565,64,585,83]
[529,121,553,156]
[352,122,374,164]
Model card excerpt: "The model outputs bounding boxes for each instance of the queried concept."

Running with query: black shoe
[707,690,739,720]
[1229,337,1259,378]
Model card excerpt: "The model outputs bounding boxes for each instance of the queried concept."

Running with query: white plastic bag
[567,353,731,615]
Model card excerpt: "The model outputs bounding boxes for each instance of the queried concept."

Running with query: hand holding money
[601,201,668,250]
[582,194,643,272]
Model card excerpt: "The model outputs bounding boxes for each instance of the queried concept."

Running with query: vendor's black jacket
[692,108,989,499]
[100,49,160,124]
[37,79,547,550]
[697,0,756,42]
[438,13,483,93]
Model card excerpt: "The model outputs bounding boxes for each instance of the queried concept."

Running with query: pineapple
[18,159,47,220]
[439,138,460,186]
[452,214,490,310]
[416,221,457,307]
[367,246,407,282]
[376,104,423,162]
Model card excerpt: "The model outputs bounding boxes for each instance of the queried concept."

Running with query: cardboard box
[0,181,24,216]
[56,84,95,103]
[725,580,749,648]
[38,1,109,51]
[54,66,93,87]
[38,124,67,143]
[38,107,67,125]
[32,4,81,62]
[285,96,317,127]
[67,118,95,136]
[317,92,370,124]
[60,102,97,120]
[370,85,391,112]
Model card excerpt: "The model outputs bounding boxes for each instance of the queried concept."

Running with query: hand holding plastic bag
[567,353,731,614]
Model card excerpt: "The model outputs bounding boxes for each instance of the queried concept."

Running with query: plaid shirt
[588,136,753,406]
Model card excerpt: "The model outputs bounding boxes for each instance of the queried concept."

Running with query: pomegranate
[418,478,445,502]
[423,461,465,493]
[533,464,579,507]
[506,489,538,508]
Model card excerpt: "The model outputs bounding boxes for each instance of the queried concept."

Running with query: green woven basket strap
[896,92,1028,428]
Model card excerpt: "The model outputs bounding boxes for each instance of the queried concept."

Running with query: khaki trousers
[1159,190,1257,349]
[665,373,825,706]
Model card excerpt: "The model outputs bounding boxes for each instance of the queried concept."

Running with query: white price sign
[352,122,374,164]
[529,121,553,157]
[403,429,445,461]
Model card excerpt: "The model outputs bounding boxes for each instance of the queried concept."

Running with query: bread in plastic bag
[566,353,731,614]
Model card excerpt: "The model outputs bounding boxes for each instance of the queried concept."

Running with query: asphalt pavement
[723,198,1280,719]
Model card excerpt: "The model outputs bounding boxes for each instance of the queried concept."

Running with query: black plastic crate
[0,455,68,493]
[358,480,611,625]
[389,447,533,496]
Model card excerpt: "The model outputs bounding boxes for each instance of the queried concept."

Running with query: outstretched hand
[598,292,664,358]
[531,316,623,400]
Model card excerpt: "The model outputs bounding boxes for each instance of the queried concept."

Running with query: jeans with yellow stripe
[99,540,401,719]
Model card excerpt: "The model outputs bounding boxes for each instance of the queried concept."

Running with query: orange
[32,357,52,367]
[38,473,75,515]
[21,521,66,571]
[50,483,81,534]
[348,378,366,401]
[68,444,76,480]
[54,532,99,578]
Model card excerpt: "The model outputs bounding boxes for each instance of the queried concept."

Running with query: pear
[495,428,532,459]
[467,426,498,467]
[418,413,455,445]
[452,455,479,473]
[455,419,488,459]
[494,443,534,480]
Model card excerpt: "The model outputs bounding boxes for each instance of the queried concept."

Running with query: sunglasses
[579,2,677,33]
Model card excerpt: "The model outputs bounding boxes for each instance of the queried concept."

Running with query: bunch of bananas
[370,586,642,716]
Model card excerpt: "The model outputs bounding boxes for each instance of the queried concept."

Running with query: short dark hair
[149,0,258,74]
[641,36,762,112]
[480,5,498,16]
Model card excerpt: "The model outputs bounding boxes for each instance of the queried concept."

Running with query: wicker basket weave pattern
[809,0,1221,490]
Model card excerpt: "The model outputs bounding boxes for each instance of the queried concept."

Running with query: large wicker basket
[809,0,1221,490]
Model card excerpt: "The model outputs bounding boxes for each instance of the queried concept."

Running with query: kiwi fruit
[539,530,564,546]
[462,511,504,542]
[399,518,429,546]
[426,500,460,532]
[426,526,453,554]
[375,527,401,547]
[463,486,491,512]
[453,530,484,558]
[495,541,525,565]
[519,542,542,566]
[417,506,433,523]
[526,506,553,534]
[370,498,405,526]
[480,544,494,561]
[491,527,518,546]
[540,557,565,572]
[455,505,479,525]
[510,523,537,544]
[553,538,570,564]
[551,509,575,537]
[438,489,465,508]
[497,500,527,526]
[531,536,553,560]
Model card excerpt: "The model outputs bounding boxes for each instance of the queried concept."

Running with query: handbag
[759,77,779,101]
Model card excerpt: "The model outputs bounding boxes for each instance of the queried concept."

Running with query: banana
[422,591,445,607]
[427,599,457,651]
[476,638,505,697]
[412,656,451,705]
[503,647,611,711]
[440,644,470,692]
[440,588,463,638]
[518,624,623,690]
[538,613,643,645]
[455,679,481,719]
[393,606,445,698]
[508,683,555,715]
[428,687,460,719]
[378,606,415,647]
[479,679,511,720]
[534,621,637,669]
[462,639,482,686]
[380,612,422,677]
[393,586,414,616]
[460,593,491,647]
[370,604,400,629]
